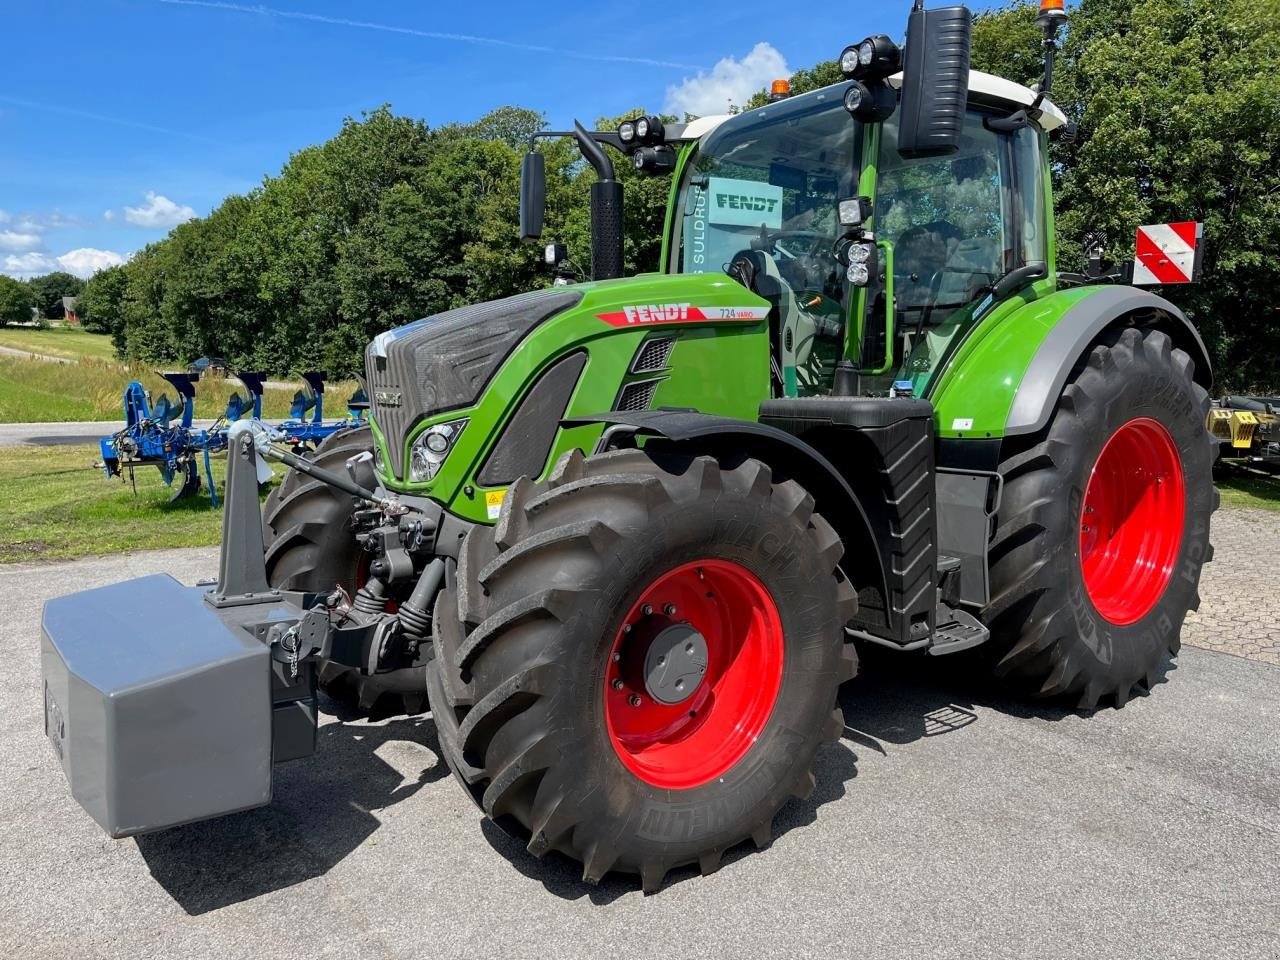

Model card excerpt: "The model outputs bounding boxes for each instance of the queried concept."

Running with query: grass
[0,326,117,361]
[0,442,252,563]
[1215,466,1280,512]
[0,354,357,423]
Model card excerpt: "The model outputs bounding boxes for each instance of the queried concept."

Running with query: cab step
[928,607,989,656]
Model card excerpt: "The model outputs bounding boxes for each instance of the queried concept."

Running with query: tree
[26,270,85,319]
[75,265,130,339]
[0,275,35,326]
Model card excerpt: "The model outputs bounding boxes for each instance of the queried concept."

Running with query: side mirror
[519,151,546,241]
[897,4,972,159]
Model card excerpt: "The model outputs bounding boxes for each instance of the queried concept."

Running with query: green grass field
[0,442,247,563]
[0,326,118,361]
[0,354,357,422]
[1215,466,1280,512]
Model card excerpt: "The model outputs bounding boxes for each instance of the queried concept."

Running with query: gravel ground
[2,509,1277,960]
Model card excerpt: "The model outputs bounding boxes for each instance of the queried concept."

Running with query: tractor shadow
[480,644,1169,902]
[134,699,448,916]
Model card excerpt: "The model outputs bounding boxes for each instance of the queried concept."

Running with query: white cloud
[0,230,43,252]
[56,248,126,277]
[0,210,9,224]
[120,192,196,228]
[2,247,126,279]
[663,42,790,118]
[3,251,57,277]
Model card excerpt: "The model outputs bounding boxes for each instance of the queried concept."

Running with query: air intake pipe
[574,122,625,281]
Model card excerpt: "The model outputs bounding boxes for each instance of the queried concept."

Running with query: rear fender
[1005,286,1213,438]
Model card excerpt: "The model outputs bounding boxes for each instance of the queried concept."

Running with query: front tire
[429,448,858,890]
[985,327,1216,709]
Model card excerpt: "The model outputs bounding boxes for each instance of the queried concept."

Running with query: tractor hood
[366,288,583,475]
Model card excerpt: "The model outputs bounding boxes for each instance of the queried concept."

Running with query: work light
[618,121,637,144]
[839,34,901,81]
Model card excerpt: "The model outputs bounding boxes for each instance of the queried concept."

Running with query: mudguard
[1005,286,1213,437]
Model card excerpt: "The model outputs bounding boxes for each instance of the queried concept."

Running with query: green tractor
[41,2,1215,891]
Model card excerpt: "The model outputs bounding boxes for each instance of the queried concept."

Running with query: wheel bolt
[629,694,642,707]
[612,678,624,691]
[622,624,631,635]
[641,604,653,616]
[612,651,622,662]
[664,603,677,616]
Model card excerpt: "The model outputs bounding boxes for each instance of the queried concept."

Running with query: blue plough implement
[98,369,366,506]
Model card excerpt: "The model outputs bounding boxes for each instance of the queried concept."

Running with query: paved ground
[0,344,70,364]
[1185,508,1280,665]
[0,420,219,447]
[3,513,1277,960]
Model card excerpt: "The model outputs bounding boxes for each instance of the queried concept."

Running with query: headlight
[618,121,636,144]
[843,82,866,115]
[635,117,650,140]
[847,262,871,286]
[847,242,872,264]
[858,40,875,66]
[409,418,467,483]
[373,442,386,475]
[839,45,861,76]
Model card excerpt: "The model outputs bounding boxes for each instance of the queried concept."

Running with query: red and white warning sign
[1133,221,1204,286]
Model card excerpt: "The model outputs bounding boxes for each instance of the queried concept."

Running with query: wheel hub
[642,622,708,705]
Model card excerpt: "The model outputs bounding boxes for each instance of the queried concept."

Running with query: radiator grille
[615,379,660,413]
[630,337,676,374]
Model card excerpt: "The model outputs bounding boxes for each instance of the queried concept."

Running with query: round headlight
[847,262,871,286]
[859,40,875,66]
[847,243,872,265]
[844,84,866,114]
[618,121,636,143]
[839,45,860,76]
[635,117,650,140]
[425,430,450,454]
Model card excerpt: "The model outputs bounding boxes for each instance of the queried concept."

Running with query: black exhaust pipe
[574,122,625,281]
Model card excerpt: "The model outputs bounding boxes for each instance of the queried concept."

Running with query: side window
[877,111,1008,322]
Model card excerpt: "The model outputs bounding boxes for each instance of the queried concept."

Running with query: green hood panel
[371,272,772,522]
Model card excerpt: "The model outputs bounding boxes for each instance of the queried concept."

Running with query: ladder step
[928,608,989,656]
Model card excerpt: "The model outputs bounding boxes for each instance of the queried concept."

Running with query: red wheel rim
[1079,417,1185,626]
[604,560,784,789]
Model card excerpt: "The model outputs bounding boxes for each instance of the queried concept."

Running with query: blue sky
[2,0,1001,279]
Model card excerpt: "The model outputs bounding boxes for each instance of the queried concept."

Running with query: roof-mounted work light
[839,34,902,82]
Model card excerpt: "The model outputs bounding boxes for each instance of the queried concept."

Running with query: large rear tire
[429,448,858,891]
[262,426,427,714]
[985,327,1216,710]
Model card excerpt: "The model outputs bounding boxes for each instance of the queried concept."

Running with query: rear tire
[985,327,1216,710]
[262,426,427,715]
[429,447,858,891]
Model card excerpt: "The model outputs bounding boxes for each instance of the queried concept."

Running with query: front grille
[365,288,582,476]
[630,337,676,373]
[615,379,660,413]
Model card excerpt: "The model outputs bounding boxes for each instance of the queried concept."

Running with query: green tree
[75,264,129,339]
[0,275,35,326]
[26,270,85,319]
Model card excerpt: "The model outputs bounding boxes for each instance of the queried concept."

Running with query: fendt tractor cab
[42,1,1215,891]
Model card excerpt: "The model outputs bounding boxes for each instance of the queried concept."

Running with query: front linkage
[42,423,455,837]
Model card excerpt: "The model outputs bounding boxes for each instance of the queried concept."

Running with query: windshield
[672,86,863,394]
[674,86,862,283]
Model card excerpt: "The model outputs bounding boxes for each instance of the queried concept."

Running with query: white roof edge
[679,114,733,140]
[673,71,1067,143]
[887,70,1067,130]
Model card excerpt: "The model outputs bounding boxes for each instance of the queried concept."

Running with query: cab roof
[676,70,1068,143]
